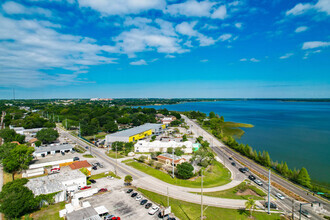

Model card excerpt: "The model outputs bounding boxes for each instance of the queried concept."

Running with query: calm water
[144,100,330,183]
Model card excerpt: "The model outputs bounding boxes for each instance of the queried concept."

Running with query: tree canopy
[0,128,25,143]
[296,167,311,187]
[176,162,194,179]
[36,128,59,144]
[124,175,133,183]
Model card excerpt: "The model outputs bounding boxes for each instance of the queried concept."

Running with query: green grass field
[123,159,231,188]
[30,202,65,220]
[89,171,120,179]
[82,154,94,158]
[138,188,281,220]
[106,150,125,159]
[203,121,254,138]
[196,181,267,200]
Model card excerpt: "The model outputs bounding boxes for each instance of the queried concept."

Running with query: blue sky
[0,0,329,99]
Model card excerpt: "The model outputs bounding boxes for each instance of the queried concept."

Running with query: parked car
[99,188,108,192]
[276,193,285,200]
[231,162,236,166]
[248,175,256,181]
[145,203,152,209]
[140,199,148,205]
[95,162,104,168]
[254,179,263,186]
[124,182,132,186]
[50,168,60,173]
[110,217,120,220]
[168,218,176,220]
[79,186,91,190]
[158,212,169,219]
[264,202,277,209]
[135,195,142,201]
[73,157,80,161]
[92,166,97,170]
[300,209,311,218]
[89,179,96,184]
[126,189,133,193]
[228,157,232,160]
[148,206,159,215]
[61,151,65,155]
[131,193,138,197]
[104,214,115,220]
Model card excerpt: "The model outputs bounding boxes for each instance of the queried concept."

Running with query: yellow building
[106,123,165,143]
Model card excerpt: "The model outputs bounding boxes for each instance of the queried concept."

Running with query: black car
[229,157,232,160]
[61,151,65,155]
[126,189,133,193]
[231,162,236,166]
[89,179,96,184]
[95,162,104,168]
[145,203,152,209]
[73,157,80,161]
[239,167,249,173]
[248,175,256,181]
[264,202,277,209]
[92,166,97,170]
[131,192,138,197]
[158,212,169,219]
[124,182,132,186]
[140,199,148,205]
[168,218,176,220]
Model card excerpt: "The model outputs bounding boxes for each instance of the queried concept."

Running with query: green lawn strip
[30,201,66,220]
[74,146,87,153]
[83,154,94,158]
[83,132,107,141]
[89,171,121,179]
[138,188,281,220]
[106,150,125,159]
[195,181,266,200]
[123,159,231,188]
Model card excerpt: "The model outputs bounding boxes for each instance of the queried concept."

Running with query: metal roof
[106,123,163,138]
[34,144,73,154]
[66,207,102,220]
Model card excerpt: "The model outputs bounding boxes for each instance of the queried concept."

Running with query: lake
[143,100,330,184]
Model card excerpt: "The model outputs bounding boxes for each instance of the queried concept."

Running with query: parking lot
[83,188,160,220]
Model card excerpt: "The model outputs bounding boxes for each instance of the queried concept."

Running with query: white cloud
[240,58,247,61]
[235,22,242,29]
[250,58,260,62]
[218,33,232,41]
[202,24,219,30]
[130,59,147,65]
[295,26,308,33]
[286,0,330,16]
[124,17,152,27]
[302,41,330,50]
[2,1,52,17]
[211,5,227,19]
[166,0,215,17]
[165,54,175,58]
[303,49,322,59]
[200,59,208,62]
[0,15,116,88]
[279,53,294,59]
[77,0,166,16]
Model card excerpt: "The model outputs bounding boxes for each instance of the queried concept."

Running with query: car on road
[248,175,256,181]
[238,167,249,173]
[140,199,148,205]
[254,179,263,186]
[89,179,96,184]
[231,162,236,166]
[300,209,311,218]
[73,157,80,161]
[145,203,152,209]
[228,157,232,160]
[148,206,159,215]
[131,192,138,197]
[126,189,133,193]
[135,195,142,201]
[264,202,277,209]
[276,193,285,200]
[79,186,91,190]
[98,188,108,193]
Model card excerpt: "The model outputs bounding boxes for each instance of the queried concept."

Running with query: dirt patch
[236,189,259,197]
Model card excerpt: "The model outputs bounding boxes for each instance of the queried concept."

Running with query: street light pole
[172,149,175,178]
[115,143,118,175]
[201,169,203,220]
[268,169,271,214]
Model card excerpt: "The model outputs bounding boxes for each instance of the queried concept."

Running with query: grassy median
[138,188,281,220]
[123,159,231,188]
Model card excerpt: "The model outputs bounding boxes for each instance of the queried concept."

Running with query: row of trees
[111,141,134,156]
[0,128,25,143]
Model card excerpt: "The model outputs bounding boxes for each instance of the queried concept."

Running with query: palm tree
[245,198,256,217]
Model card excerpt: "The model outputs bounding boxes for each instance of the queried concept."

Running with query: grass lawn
[203,121,253,138]
[123,159,231,188]
[196,181,267,200]
[83,132,107,141]
[138,188,281,220]
[89,171,121,179]
[74,146,87,153]
[83,154,94,158]
[30,202,65,220]
[106,150,125,159]
[3,171,22,184]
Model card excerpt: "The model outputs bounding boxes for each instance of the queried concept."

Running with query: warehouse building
[105,123,165,144]
[134,140,194,154]
[33,143,74,157]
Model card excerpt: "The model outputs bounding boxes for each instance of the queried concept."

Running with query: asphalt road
[182,115,329,219]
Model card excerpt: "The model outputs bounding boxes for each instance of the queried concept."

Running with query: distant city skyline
[0,0,329,99]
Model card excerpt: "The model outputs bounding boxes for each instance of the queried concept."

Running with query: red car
[99,188,108,192]
[80,186,91,190]
[112,217,120,220]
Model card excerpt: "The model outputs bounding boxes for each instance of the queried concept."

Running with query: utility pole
[201,169,203,220]
[115,143,118,175]
[66,119,68,130]
[292,199,295,220]
[268,169,271,214]
[167,187,169,208]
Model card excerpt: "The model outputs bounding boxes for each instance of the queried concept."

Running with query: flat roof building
[134,140,193,154]
[33,143,74,157]
[106,123,165,144]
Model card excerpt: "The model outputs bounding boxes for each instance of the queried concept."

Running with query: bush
[176,162,194,179]
[155,162,163,170]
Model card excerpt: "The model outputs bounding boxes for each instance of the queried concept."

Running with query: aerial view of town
[0,0,329,220]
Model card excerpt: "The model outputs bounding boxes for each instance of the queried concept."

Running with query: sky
[0,0,329,99]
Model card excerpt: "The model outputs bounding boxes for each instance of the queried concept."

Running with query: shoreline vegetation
[183,110,330,199]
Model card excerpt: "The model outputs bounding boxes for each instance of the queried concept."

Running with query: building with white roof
[33,143,74,157]
[134,140,193,154]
